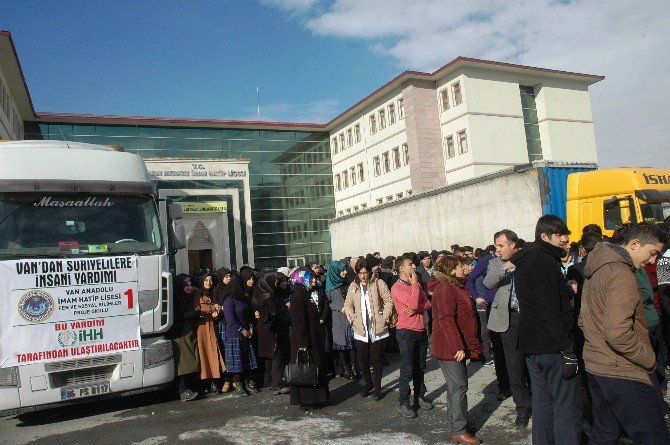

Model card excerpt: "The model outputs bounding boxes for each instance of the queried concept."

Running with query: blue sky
[1,0,668,167]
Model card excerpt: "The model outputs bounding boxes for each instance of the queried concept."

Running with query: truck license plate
[60,382,111,400]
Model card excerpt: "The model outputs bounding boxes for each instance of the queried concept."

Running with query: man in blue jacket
[467,248,511,401]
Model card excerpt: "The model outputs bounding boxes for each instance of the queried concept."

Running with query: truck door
[603,196,637,231]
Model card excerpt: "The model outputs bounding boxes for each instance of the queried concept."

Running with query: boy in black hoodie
[510,214,581,445]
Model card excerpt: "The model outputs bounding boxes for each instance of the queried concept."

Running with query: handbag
[377,279,398,328]
[283,351,319,387]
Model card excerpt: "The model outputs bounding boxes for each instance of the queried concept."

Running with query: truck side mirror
[168,203,187,252]
[169,202,183,220]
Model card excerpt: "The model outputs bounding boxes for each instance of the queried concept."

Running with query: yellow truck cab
[567,168,670,237]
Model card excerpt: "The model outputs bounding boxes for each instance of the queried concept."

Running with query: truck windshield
[640,200,670,223]
[0,193,163,257]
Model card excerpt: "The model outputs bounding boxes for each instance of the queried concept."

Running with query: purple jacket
[224,297,251,339]
[466,254,497,304]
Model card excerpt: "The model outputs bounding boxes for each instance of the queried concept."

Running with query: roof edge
[0,30,37,117]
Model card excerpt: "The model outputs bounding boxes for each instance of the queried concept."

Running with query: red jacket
[428,273,481,361]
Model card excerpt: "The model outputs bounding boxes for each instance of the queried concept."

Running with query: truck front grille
[50,365,116,387]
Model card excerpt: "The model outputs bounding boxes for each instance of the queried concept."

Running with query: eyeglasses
[357,271,370,276]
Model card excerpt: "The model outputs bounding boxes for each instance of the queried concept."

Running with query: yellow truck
[566,168,670,237]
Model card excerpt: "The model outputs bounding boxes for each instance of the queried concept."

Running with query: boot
[210,379,221,395]
[236,376,251,397]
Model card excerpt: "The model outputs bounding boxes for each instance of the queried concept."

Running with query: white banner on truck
[0,256,140,368]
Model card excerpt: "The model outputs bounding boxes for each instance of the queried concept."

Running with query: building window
[392,146,401,169]
[398,98,404,119]
[350,166,357,185]
[353,206,359,212]
[340,133,346,151]
[346,208,351,215]
[369,114,377,134]
[376,198,383,205]
[402,143,409,165]
[342,170,349,188]
[386,195,393,202]
[332,137,338,154]
[379,109,386,129]
[382,152,390,173]
[407,190,413,196]
[452,81,462,106]
[396,192,403,200]
[335,173,341,191]
[439,89,449,111]
[457,130,468,154]
[354,124,361,143]
[347,128,353,147]
[445,135,455,159]
[338,210,344,217]
[519,85,543,162]
[357,163,365,182]
[373,156,381,176]
[389,104,396,124]
[361,203,367,210]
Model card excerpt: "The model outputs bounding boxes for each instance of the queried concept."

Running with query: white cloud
[270,0,670,168]
[260,0,319,14]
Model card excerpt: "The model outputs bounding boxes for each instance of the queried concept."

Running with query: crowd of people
[168,214,670,445]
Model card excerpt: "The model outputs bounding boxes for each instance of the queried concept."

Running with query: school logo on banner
[18,290,55,323]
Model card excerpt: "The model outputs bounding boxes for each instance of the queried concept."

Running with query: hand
[570,282,578,294]
[254,310,261,319]
[243,329,252,339]
[561,350,579,379]
[298,347,308,352]
[475,297,487,308]
[454,350,465,362]
[404,307,417,316]
[503,261,516,271]
[408,269,418,285]
[285,302,291,309]
[319,319,325,325]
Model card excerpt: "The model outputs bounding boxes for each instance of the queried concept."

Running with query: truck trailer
[0,140,186,415]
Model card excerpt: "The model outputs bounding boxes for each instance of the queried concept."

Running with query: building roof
[1,30,604,134]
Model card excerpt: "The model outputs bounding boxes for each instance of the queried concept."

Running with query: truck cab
[566,168,670,237]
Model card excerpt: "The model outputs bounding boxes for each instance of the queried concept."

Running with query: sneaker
[484,359,494,366]
[414,396,434,410]
[399,404,416,418]
[180,389,199,401]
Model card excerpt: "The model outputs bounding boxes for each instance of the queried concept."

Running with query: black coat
[511,240,574,355]
[289,285,329,405]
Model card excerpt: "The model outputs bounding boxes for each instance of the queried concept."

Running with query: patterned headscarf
[290,268,314,290]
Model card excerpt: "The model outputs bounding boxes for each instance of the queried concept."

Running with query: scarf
[325,260,348,292]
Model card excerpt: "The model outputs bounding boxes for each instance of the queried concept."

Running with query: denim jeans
[396,328,428,406]
[526,353,582,445]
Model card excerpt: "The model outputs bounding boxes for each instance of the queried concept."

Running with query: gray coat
[326,286,352,348]
[484,256,513,333]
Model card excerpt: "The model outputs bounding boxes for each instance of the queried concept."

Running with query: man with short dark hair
[391,256,433,418]
[485,229,531,428]
[579,222,670,443]
[511,215,581,444]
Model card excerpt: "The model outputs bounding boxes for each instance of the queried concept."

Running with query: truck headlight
[143,340,173,369]
[0,366,20,387]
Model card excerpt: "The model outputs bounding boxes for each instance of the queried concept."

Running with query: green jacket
[636,269,659,329]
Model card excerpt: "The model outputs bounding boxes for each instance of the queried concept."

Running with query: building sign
[0,256,140,367]
[181,201,228,213]
[146,161,248,180]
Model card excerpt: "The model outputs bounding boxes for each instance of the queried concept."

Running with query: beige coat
[194,291,226,379]
[579,242,655,385]
[343,278,393,338]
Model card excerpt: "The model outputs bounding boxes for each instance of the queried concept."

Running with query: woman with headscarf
[326,260,361,380]
[254,271,292,393]
[213,267,233,392]
[169,273,200,401]
[239,266,261,389]
[194,272,226,394]
[223,273,258,396]
[289,268,330,411]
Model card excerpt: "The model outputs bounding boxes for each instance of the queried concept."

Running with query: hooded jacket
[578,242,656,385]
[510,240,574,354]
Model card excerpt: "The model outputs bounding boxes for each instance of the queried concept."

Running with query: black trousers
[355,339,384,390]
[263,331,290,388]
[526,353,582,445]
[485,305,510,392]
[396,328,428,406]
[588,373,670,444]
[500,311,531,414]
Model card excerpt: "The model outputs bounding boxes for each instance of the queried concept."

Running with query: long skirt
[332,323,355,351]
[224,336,258,374]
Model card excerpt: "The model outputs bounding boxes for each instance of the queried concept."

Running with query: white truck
[0,140,186,415]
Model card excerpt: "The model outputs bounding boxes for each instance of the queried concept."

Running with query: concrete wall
[329,168,544,258]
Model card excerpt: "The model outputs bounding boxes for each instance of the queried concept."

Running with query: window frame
[369,114,377,134]
[373,156,381,177]
[445,135,455,159]
[379,109,386,130]
[388,103,396,125]
[354,124,361,143]
[398,98,404,119]
[347,128,353,147]
[342,170,349,188]
[392,146,401,169]
[402,143,409,165]
[350,166,357,186]
[382,151,390,173]
[357,163,365,182]
[439,89,449,112]
[452,81,463,106]
[457,130,468,154]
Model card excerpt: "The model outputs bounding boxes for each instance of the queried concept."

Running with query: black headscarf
[225,271,247,301]
[198,272,216,298]
[251,271,281,308]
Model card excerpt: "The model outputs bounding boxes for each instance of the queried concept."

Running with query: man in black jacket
[511,214,581,445]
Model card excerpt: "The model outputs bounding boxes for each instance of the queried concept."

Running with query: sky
[1,0,668,168]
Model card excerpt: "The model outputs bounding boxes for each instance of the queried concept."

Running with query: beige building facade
[329,58,603,216]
